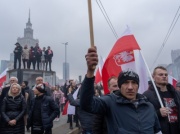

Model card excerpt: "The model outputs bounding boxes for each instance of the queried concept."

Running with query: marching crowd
[0,76,65,134]
[0,46,180,134]
[14,42,53,71]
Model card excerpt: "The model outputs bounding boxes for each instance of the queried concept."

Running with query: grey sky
[0,0,180,80]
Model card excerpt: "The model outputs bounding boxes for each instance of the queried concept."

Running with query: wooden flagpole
[88,0,94,47]
[87,0,96,69]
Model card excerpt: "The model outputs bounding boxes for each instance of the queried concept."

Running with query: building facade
[17,10,39,48]
[0,60,10,73]
[171,49,180,63]
[166,50,180,81]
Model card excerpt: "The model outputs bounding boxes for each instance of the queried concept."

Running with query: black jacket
[45,49,53,60]
[14,45,22,56]
[80,76,161,134]
[28,95,59,130]
[143,83,180,134]
[0,86,10,108]
[68,93,96,131]
[0,94,26,134]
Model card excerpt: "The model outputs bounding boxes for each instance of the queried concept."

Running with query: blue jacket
[80,76,161,134]
[28,95,59,130]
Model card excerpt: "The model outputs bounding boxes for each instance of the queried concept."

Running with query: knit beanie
[118,70,139,88]
[36,83,46,93]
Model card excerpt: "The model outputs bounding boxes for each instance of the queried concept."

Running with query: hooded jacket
[80,76,161,134]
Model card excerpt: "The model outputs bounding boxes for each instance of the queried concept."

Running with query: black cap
[15,42,20,45]
[118,70,139,88]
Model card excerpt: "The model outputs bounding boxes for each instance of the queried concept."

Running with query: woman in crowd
[52,85,64,121]
[22,44,29,69]
[0,83,26,134]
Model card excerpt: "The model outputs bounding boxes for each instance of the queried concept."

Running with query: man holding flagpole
[80,46,162,134]
[143,66,180,134]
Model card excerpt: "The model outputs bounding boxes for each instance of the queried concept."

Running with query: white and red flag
[95,56,104,84]
[0,68,8,87]
[168,75,177,88]
[62,86,80,115]
[102,27,148,94]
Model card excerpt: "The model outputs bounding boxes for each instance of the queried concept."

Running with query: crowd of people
[1,46,180,134]
[14,42,53,71]
[0,76,67,134]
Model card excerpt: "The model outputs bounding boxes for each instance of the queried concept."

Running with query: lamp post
[62,42,68,81]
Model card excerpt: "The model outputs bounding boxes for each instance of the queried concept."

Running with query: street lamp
[62,42,68,81]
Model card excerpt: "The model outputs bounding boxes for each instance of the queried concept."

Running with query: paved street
[25,114,80,134]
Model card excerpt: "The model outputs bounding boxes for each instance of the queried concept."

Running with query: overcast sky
[0,0,180,80]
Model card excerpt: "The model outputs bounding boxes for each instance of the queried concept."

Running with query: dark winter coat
[93,114,107,134]
[68,92,107,134]
[34,47,42,60]
[14,45,22,56]
[80,76,161,134]
[45,49,53,60]
[29,48,36,59]
[21,86,32,113]
[28,95,60,130]
[68,93,96,131]
[0,86,10,108]
[143,83,180,134]
[0,94,26,134]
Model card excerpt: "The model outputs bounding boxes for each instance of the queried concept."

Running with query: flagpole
[139,51,164,107]
[87,0,94,47]
[87,0,96,70]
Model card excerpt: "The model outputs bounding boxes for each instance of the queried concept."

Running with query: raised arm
[80,47,108,114]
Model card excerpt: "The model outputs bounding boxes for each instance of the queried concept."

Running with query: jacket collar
[149,83,176,94]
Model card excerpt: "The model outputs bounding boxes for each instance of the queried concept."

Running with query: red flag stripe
[102,28,147,94]
[62,101,69,115]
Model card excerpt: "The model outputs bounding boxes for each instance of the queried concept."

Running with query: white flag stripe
[121,50,148,94]
[98,56,104,76]
[67,86,80,115]
[168,75,177,84]
[0,68,8,78]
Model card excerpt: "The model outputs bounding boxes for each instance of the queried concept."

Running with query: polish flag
[0,68,8,87]
[102,27,149,94]
[168,75,177,88]
[95,56,104,84]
